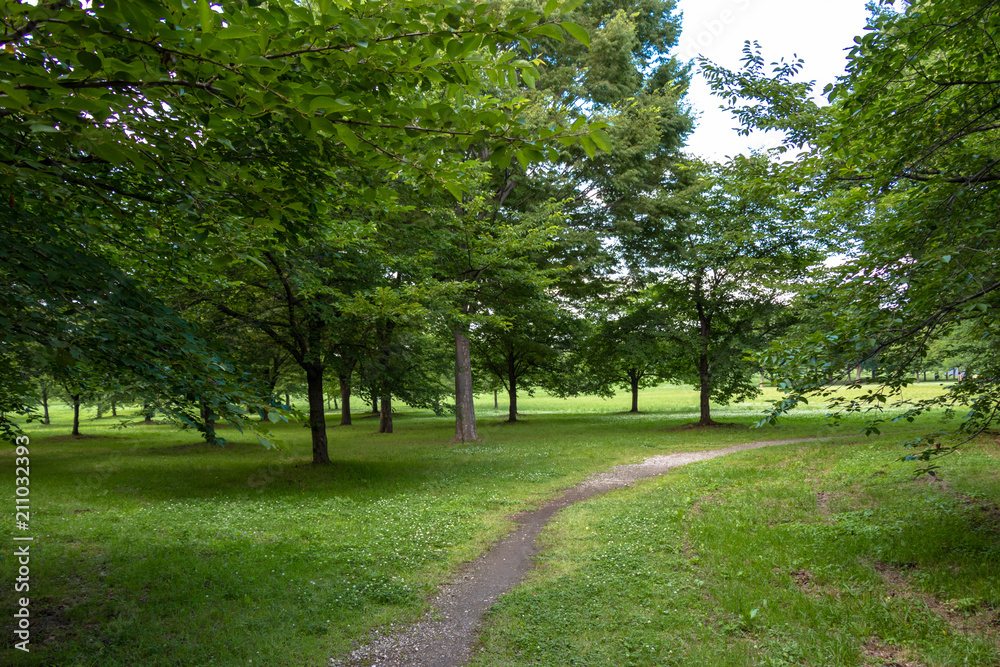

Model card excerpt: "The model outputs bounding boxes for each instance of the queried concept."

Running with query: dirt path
[331,436,839,667]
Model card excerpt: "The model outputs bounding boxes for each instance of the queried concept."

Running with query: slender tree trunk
[923,370,927,382]
[201,404,216,444]
[698,353,716,426]
[856,365,862,381]
[143,403,153,423]
[304,364,331,465]
[285,392,290,409]
[111,402,117,417]
[95,402,104,419]
[379,393,393,433]
[41,389,50,425]
[493,390,498,409]
[453,328,479,441]
[760,369,765,389]
[629,371,640,413]
[694,280,716,427]
[339,374,352,426]
[507,355,518,422]
[371,391,379,414]
[71,395,81,436]
[333,395,338,410]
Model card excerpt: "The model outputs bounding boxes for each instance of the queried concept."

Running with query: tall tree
[579,297,675,413]
[702,2,1000,465]
[472,283,582,422]
[626,159,821,426]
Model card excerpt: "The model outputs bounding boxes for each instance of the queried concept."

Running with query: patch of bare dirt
[783,568,842,600]
[914,474,951,492]
[862,637,926,667]
[815,491,832,517]
[871,561,1000,642]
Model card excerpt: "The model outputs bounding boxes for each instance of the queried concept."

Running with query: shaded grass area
[0,384,966,665]
[471,436,1000,667]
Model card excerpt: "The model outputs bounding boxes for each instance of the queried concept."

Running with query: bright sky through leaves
[675,0,870,159]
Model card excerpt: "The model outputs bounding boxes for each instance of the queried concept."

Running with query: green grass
[470,434,1000,666]
[1,383,990,666]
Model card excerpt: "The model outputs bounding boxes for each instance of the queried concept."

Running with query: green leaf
[77,51,103,73]
[309,97,353,112]
[198,0,214,32]
[543,0,560,18]
[579,134,596,158]
[217,25,259,40]
[335,124,360,152]
[557,0,587,14]
[443,181,464,201]
[559,22,589,48]
[528,24,565,41]
[589,128,612,152]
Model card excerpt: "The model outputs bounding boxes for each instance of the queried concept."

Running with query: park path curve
[330,436,838,667]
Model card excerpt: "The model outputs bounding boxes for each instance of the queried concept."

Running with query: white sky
[674,0,872,160]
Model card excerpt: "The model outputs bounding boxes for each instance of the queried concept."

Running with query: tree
[472,282,582,422]
[625,159,820,426]
[430,0,691,440]
[579,297,674,413]
[198,239,379,464]
[703,1,1000,466]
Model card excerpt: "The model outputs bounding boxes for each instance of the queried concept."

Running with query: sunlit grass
[0,382,976,666]
[472,436,1000,666]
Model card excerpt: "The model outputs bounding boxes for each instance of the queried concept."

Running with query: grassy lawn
[2,383,994,666]
[472,438,1000,666]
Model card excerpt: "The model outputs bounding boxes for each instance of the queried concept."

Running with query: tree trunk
[371,391,379,414]
[41,389,50,425]
[95,402,104,419]
[71,394,81,436]
[285,392,290,409]
[494,390,498,409]
[143,404,153,423]
[453,329,479,441]
[379,393,393,433]
[698,353,716,426]
[856,365,862,381]
[111,402,117,417]
[507,354,518,422]
[339,374,352,426]
[629,371,640,413]
[201,404,216,444]
[304,364,331,465]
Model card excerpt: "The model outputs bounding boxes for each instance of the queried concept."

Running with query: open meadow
[3,383,999,666]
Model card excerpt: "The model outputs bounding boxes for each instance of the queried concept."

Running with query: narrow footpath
[332,436,839,667]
